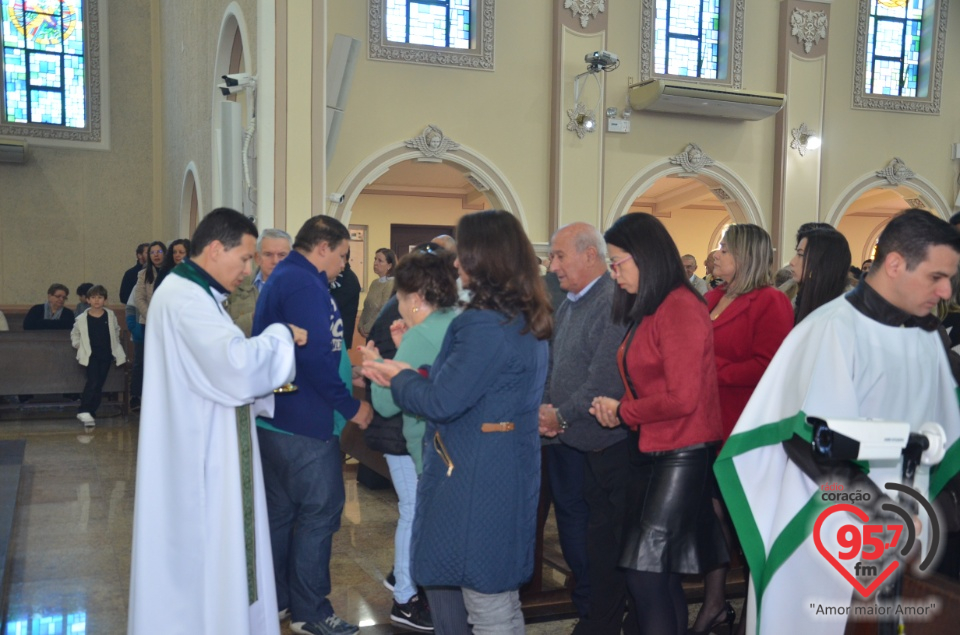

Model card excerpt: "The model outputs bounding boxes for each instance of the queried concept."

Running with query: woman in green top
[362,244,459,629]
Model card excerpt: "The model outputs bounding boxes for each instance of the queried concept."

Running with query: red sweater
[617,286,723,453]
[704,286,794,439]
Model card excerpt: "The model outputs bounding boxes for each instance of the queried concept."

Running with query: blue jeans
[385,453,418,603]
[257,429,344,623]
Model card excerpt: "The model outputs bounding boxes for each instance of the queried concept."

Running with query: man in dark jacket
[119,243,149,304]
[329,254,361,349]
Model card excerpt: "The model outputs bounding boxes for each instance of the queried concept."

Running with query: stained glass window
[866,0,923,97]
[385,0,470,49]
[654,0,720,79]
[1,0,85,128]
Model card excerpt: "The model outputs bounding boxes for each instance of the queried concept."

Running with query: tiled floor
[0,410,579,634]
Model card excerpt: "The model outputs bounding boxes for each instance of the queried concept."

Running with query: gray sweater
[543,274,628,452]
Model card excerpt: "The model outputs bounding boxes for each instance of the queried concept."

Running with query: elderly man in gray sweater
[539,222,637,635]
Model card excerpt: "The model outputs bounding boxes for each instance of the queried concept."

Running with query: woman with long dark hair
[155,238,192,289]
[590,213,727,635]
[790,228,851,324]
[134,240,166,325]
[363,210,551,634]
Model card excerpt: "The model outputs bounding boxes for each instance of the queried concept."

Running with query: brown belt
[481,422,515,433]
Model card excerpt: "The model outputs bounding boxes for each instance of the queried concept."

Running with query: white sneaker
[77,412,95,424]
[279,608,290,621]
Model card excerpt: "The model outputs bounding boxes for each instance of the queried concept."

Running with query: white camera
[219,73,256,96]
[585,50,619,71]
[807,416,946,465]
[328,193,345,204]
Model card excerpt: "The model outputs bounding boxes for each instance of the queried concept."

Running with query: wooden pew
[0,330,130,414]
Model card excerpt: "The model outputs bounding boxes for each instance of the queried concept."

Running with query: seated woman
[363,210,551,635]
[591,212,727,635]
[790,228,851,324]
[23,283,75,330]
[362,243,459,632]
[358,247,397,337]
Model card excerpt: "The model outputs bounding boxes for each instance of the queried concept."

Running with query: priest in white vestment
[128,209,305,635]
[715,210,960,635]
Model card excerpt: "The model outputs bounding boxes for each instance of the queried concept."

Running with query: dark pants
[544,442,591,618]
[424,586,471,635]
[257,429,345,623]
[573,438,639,635]
[131,339,144,399]
[79,356,112,416]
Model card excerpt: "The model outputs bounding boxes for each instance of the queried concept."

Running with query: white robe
[715,295,960,635]
[128,272,296,635]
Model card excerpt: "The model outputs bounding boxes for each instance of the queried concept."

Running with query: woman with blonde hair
[692,224,793,633]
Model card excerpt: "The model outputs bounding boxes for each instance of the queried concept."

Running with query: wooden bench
[0,331,130,414]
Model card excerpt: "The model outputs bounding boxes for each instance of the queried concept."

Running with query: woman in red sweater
[591,213,727,635]
[692,224,794,633]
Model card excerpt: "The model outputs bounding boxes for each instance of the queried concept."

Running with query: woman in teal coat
[364,211,553,634]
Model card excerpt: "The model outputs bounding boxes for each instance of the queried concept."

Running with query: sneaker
[391,595,434,631]
[77,412,95,425]
[290,615,359,635]
[382,568,395,592]
[278,608,290,621]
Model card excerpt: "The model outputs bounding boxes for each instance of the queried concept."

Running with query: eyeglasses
[606,254,633,271]
[433,431,454,477]
[150,250,164,256]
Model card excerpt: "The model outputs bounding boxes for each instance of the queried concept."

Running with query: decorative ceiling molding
[403,125,461,159]
[905,198,926,209]
[564,0,605,29]
[711,188,731,201]
[790,8,827,54]
[876,158,915,187]
[670,144,715,174]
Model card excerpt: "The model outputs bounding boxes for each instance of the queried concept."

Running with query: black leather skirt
[618,438,729,574]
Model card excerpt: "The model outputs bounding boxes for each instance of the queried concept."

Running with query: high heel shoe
[688,602,735,634]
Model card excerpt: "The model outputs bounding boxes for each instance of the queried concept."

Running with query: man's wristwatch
[555,408,569,432]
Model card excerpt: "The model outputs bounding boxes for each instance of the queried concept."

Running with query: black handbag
[363,410,409,455]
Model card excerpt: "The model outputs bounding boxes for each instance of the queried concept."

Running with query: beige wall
[0,0,159,304]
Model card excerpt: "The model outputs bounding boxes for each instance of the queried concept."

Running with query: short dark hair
[604,213,703,325]
[394,245,459,309]
[456,210,552,340]
[77,282,94,297]
[47,283,68,297]
[949,211,960,226]
[872,208,960,272]
[86,284,109,300]
[190,208,258,257]
[796,222,835,246]
[136,243,150,256]
[293,215,349,253]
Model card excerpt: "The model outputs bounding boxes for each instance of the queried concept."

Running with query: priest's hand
[362,359,413,387]
[351,400,374,429]
[288,324,308,346]
[590,396,621,428]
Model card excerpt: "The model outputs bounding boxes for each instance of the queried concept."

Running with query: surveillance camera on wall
[218,73,256,96]
[328,193,345,204]
[585,50,619,72]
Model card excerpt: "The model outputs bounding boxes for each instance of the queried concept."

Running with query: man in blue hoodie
[253,215,373,635]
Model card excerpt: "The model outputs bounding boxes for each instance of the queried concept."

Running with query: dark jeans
[79,356,112,416]
[544,442,591,618]
[131,339,144,399]
[573,438,639,635]
[257,428,344,623]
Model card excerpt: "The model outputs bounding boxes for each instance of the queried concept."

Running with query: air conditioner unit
[0,139,26,164]
[628,79,785,121]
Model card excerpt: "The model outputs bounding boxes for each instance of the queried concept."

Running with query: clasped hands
[590,396,622,428]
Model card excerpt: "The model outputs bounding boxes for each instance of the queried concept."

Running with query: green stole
[172,262,258,605]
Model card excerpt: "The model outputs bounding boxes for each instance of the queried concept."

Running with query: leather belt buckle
[481,422,515,433]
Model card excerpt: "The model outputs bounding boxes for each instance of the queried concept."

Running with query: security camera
[218,73,256,96]
[328,193,345,204]
[585,50,619,72]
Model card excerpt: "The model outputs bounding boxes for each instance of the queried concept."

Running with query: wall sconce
[790,123,821,156]
[567,70,601,139]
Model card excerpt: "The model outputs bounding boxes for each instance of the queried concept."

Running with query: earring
[413,306,420,313]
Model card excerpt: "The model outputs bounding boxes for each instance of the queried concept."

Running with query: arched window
[641,0,744,88]
[853,0,946,113]
[369,0,494,70]
[0,0,104,145]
